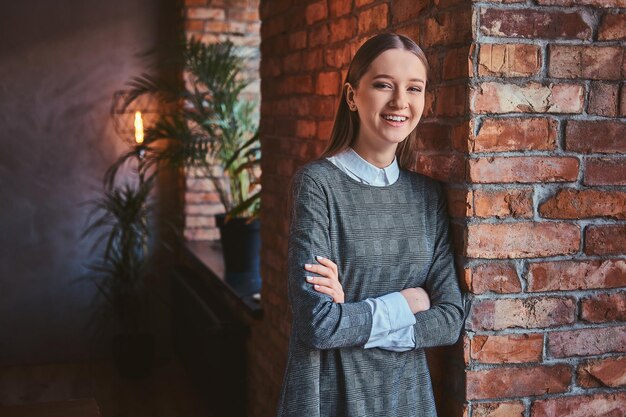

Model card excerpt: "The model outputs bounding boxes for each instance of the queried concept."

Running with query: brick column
[464,1,626,416]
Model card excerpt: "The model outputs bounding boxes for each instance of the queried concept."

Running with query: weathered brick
[548,326,626,358]
[261,15,286,38]
[539,189,626,220]
[295,120,316,139]
[599,12,626,41]
[423,8,472,47]
[585,225,626,256]
[474,189,533,218]
[471,262,522,294]
[588,82,619,116]
[414,154,466,183]
[446,188,472,218]
[416,123,451,152]
[566,120,626,153]
[472,118,557,152]
[577,356,626,388]
[470,297,576,330]
[435,84,468,117]
[357,4,388,34]
[443,46,471,80]
[185,215,215,227]
[186,7,226,20]
[452,121,471,153]
[469,157,579,183]
[467,222,580,258]
[472,82,584,114]
[318,120,333,141]
[186,177,215,192]
[396,26,421,47]
[478,44,541,77]
[471,334,543,363]
[325,43,351,68]
[185,19,205,32]
[229,8,260,22]
[537,0,626,6]
[305,0,327,25]
[532,392,626,417]
[309,24,329,48]
[480,8,591,40]
[584,157,626,186]
[549,45,623,80]
[185,191,221,204]
[391,0,429,24]
[329,0,351,17]
[528,260,626,292]
[467,365,571,400]
[302,49,324,71]
[204,20,230,33]
[581,292,626,323]
[288,31,307,50]
[184,227,220,241]
[329,16,356,42]
[472,402,525,417]
[316,71,340,96]
[282,51,303,74]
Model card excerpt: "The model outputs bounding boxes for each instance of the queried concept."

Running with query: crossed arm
[287,171,464,351]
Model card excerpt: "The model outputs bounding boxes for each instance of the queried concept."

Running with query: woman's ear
[344,83,357,111]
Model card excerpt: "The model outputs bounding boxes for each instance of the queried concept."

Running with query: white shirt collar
[332,147,400,186]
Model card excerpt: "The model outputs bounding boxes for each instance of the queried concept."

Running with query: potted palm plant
[113,38,261,295]
[81,161,156,379]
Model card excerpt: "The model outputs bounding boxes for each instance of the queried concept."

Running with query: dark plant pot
[112,332,155,380]
[215,213,261,296]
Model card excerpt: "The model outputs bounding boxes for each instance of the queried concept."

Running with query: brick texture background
[464,0,626,416]
[184,0,626,416]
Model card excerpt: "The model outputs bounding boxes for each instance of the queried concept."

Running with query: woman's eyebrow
[372,74,425,83]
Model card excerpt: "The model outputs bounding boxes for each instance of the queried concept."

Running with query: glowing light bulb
[134,111,144,144]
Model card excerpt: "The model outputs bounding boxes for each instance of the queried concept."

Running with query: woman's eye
[409,86,422,93]
[373,83,392,89]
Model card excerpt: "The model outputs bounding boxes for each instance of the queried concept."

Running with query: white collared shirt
[326,146,400,186]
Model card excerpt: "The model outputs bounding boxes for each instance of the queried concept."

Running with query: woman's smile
[381,113,410,127]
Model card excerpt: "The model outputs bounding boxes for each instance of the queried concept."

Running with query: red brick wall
[183,0,261,241]
[464,0,626,415]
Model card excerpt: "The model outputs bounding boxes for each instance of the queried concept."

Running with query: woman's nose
[389,90,408,109]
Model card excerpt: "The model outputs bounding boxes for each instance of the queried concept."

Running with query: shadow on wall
[0,0,182,366]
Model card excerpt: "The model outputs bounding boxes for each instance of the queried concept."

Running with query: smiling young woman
[276,33,464,417]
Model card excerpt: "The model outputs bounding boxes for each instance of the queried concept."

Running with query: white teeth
[383,115,407,122]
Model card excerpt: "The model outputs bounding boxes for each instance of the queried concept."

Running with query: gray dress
[276,159,464,417]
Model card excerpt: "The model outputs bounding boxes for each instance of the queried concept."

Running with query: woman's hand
[400,287,431,314]
[305,256,345,303]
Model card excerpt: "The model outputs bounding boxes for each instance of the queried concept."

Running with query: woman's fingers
[304,262,333,279]
[306,276,333,287]
[305,256,344,303]
[315,255,337,274]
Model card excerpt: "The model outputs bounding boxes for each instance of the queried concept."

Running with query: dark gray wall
[0,0,180,365]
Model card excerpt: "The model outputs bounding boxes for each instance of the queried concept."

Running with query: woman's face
[347,48,427,153]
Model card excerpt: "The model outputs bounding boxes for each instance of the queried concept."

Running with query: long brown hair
[318,33,430,170]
